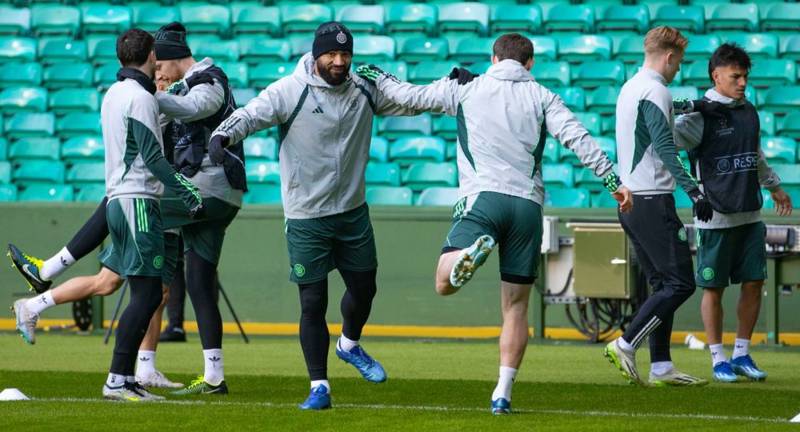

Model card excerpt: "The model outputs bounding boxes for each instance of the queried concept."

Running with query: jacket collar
[117,67,156,95]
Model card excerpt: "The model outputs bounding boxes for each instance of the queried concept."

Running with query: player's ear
[491,55,498,65]
[524,57,534,71]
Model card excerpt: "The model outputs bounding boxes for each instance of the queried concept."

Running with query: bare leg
[434,251,462,296]
[51,267,123,305]
[737,281,763,340]
[499,282,532,368]
[701,288,724,345]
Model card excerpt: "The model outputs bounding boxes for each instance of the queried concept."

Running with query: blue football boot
[730,355,767,381]
[335,344,387,383]
[298,385,331,410]
[712,361,738,383]
[491,398,511,415]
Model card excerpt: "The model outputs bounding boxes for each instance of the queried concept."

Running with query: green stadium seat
[780,35,800,61]
[408,60,458,84]
[9,137,59,160]
[239,37,291,63]
[31,5,80,36]
[760,136,797,164]
[490,5,542,34]
[0,62,41,88]
[556,35,612,63]
[389,136,447,165]
[551,87,586,111]
[597,5,649,34]
[680,61,711,87]
[131,4,180,33]
[542,163,574,188]
[573,112,602,137]
[722,33,778,59]
[0,37,36,62]
[586,86,618,114]
[451,37,493,64]
[706,3,758,33]
[0,86,46,112]
[18,184,73,202]
[13,159,64,183]
[0,6,30,35]
[232,88,256,108]
[379,114,433,139]
[354,35,395,63]
[544,4,595,33]
[432,115,457,141]
[758,110,775,136]
[86,36,117,65]
[749,59,796,88]
[287,35,313,60]
[189,36,239,62]
[0,161,10,183]
[373,61,408,82]
[760,188,775,209]
[249,62,294,88]
[402,162,457,191]
[56,112,101,138]
[760,3,800,33]
[281,4,333,34]
[416,186,459,207]
[43,62,93,88]
[246,160,280,184]
[74,183,105,202]
[80,5,131,35]
[684,35,721,62]
[670,86,700,101]
[596,136,617,163]
[673,190,693,208]
[545,188,590,208]
[180,4,230,36]
[776,111,800,139]
[0,183,16,201]
[243,184,281,205]
[771,164,800,185]
[49,88,99,113]
[366,186,412,206]
[365,162,401,186]
[66,161,104,184]
[385,3,437,35]
[398,37,448,62]
[5,112,54,138]
[602,115,616,137]
[591,190,619,208]
[38,38,87,64]
[532,61,570,87]
[573,61,624,89]
[215,61,248,88]
[437,3,489,36]
[0,137,6,160]
[61,135,103,162]
[761,86,800,115]
[337,5,384,34]
[652,5,705,34]
[231,4,280,36]
[243,136,278,160]
[530,36,557,62]
[543,138,559,164]
[370,136,389,162]
[613,35,644,64]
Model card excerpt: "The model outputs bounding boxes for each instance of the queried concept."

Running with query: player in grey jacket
[209,22,418,410]
[356,33,631,414]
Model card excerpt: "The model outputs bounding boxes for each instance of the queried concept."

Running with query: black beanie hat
[154,22,192,61]
[312,22,353,59]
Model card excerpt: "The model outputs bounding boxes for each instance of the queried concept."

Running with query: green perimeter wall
[1,203,799,336]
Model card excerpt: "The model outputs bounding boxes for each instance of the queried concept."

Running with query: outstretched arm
[356,65,460,116]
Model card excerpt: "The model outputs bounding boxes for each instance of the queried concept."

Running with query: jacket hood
[486,60,534,82]
[704,87,746,107]
[294,52,353,91]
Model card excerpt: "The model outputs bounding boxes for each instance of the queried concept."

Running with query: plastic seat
[451,37,493,64]
[243,184,281,205]
[232,88,257,108]
[776,111,800,139]
[188,37,239,62]
[780,35,800,61]
[669,86,699,101]
[366,186,413,206]
[416,186,459,207]
[586,86,618,114]
[9,137,60,161]
[0,137,6,161]
[573,61,624,89]
[706,3,758,33]
[761,86,800,115]
[437,3,490,36]
[749,59,796,88]
[180,4,230,36]
[398,37,448,62]
[544,4,595,33]
[556,35,612,63]
[43,62,93,89]
[530,36,557,62]
[80,5,131,35]
[56,112,101,138]
[386,3,437,35]
[0,87,47,113]
[365,162,401,186]
[545,188,590,208]
[760,136,797,164]
[408,60,458,84]
[369,136,389,163]
[86,35,117,65]
[66,161,104,184]
[613,35,644,64]
[287,35,313,60]
[18,184,72,202]
[652,5,704,34]
[389,136,447,165]
[248,62,294,88]
[490,5,542,34]
[0,161,10,184]
[0,6,30,35]
[62,136,104,162]
[13,160,65,183]
[74,183,106,202]
[38,38,87,64]
[402,162,457,191]
[758,110,775,136]
[597,5,649,34]
[131,4,180,33]
[31,5,80,36]
[379,114,433,140]
[551,87,586,111]
[246,160,281,184]
[680,61,711,87]
[596,136,617,163]
[433,115,457,141]
[573,112,602,137]
[354,35,395,63]
[280,4,333,34]
[215,61,248,88]
[542,163,574,188]
[5,112,54,139]
[231,4,280,36]
[543,138,559,164]
[49,88,99,113]
[0,37,36,62]
[760,3,800,33]
[239,36,291,64]
[373,61,408,82]
[684,35,721,62]
[591,190,620,208]
[242,136,278,160]
[0,183,16,201]
[0,62,41,89]
[533,61,570,87]
[723,33,778,59]
[338,5,384,34]
[771,164,800,185]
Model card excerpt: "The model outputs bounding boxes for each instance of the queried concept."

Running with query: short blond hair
[644,26,688,55]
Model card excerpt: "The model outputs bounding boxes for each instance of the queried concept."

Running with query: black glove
[208,135,229,165]
[688,188,713,222]
[188,202,205,220]
[690,99,723,115]
[185,72,215,89]
[448,67,479,85]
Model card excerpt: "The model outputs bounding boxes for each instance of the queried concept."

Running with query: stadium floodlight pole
[216,278,248,344]
[103,281,128,345]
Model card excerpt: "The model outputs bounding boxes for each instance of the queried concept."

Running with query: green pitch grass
[0,333,798,431]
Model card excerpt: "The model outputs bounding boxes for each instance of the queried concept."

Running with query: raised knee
[435,280,456,296]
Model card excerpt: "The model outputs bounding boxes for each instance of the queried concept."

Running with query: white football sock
[203,349,224,385]
[310,380,330,393]
[650,361,673,376]
[26,291,55,315]
[732,338,750,360]
[491,366,517,401]
[136,350,156,377]
[105,373,127,388]
[338,335,359,352]
[40,247,75,281]
[710,344,727,366]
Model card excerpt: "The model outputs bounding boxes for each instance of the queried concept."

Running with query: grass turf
[0,333,798,431]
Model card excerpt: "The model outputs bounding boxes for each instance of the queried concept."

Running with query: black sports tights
[110,275,162,375]
[66,197,109,260]
[185,249,222,350]
[298,269,377,380]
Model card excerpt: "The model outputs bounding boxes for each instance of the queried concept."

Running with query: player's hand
[355,64,386,84]
[770,187,793,217]
[185,72,215,89]
[689,189,714,222]
[448,67,479,84]
[208,135,229,165]
[188,202,205,220]
[691,100,723,115]
[613,186,633,213]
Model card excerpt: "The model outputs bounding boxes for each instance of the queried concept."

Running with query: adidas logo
[139,356,150,362]
[312,106,324,114]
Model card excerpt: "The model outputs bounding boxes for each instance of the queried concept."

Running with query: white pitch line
[21,397,791,424]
